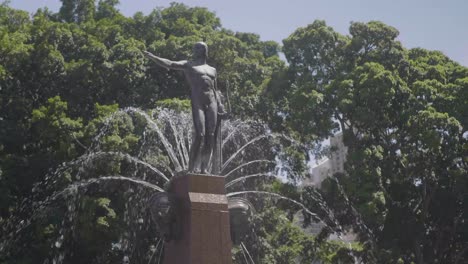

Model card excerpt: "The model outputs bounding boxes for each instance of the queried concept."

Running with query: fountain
[0,42,367,264]
[0,105,366,263]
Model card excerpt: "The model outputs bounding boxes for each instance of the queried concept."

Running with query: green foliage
[155,98,191,112]
[264,18,468,263]
[96,0,120,20]
[59,0,95,23]
[0,2,287,261]
[0,1,466,263]
[74,196,120,262]
[235,206,361,264]
[79,197,117,229]
[31,95,83,163]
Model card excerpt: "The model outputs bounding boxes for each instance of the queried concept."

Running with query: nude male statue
[143,42,225,174]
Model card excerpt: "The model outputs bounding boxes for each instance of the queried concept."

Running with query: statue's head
[193,42,208,60]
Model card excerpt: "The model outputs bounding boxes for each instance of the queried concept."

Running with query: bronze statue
[144,42,225,174]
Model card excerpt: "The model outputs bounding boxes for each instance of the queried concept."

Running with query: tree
[59,0,96,23]
[265,19,468,263]
[96,0,120,20]
[3,1,465,262]
[0,3,294,263]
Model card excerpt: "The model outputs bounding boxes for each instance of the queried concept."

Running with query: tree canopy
[264,19,468,263]
[0,1,466,263]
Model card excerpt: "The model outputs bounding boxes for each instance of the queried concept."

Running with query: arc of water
[156,243,164,264]
[222,134,270,171]
[0,176,164,256]
[93,176,165,192]
[178,126,191,169]
[185,124,192,155]
[225,173,282,189]
[306,188,340,227]
[148,238,163,264]
[53,151,170,183]
[240,242,250,264]
[179,120,190,167]
[112,152,170,182]
[161,111,188,169]
[68,106,183,176]
[89,110,124,151]
[137,129,148,159]
[137,128,175,177]
[330,177,377,244]
[241,242,255,264]
[222,121,244,148]
[227,191,320,222]
[126,107,182,171]
[45,176,164,203]
[224,160,276,177]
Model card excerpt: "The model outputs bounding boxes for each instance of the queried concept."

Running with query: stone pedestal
[163,173,232,264]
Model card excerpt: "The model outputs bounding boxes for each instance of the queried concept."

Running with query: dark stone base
[163,173,232,264]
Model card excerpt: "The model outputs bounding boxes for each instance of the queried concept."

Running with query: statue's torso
[184,64,216,94]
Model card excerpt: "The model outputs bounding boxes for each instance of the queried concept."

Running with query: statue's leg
[200,99,218,174]
[189,105,205,173]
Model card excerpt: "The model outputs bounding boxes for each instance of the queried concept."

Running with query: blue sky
[10,0,468,66]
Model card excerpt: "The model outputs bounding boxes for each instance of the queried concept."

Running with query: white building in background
[303,132,348,187]
[294,132,355,253]
[303,157,331,187]
[329,132,347,175]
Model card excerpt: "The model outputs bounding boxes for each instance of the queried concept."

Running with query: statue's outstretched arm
[143,51,187,70]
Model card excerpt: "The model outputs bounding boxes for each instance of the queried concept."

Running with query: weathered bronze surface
[144,43,225,174]
[148,192,181,242]
[228,197,254,245]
